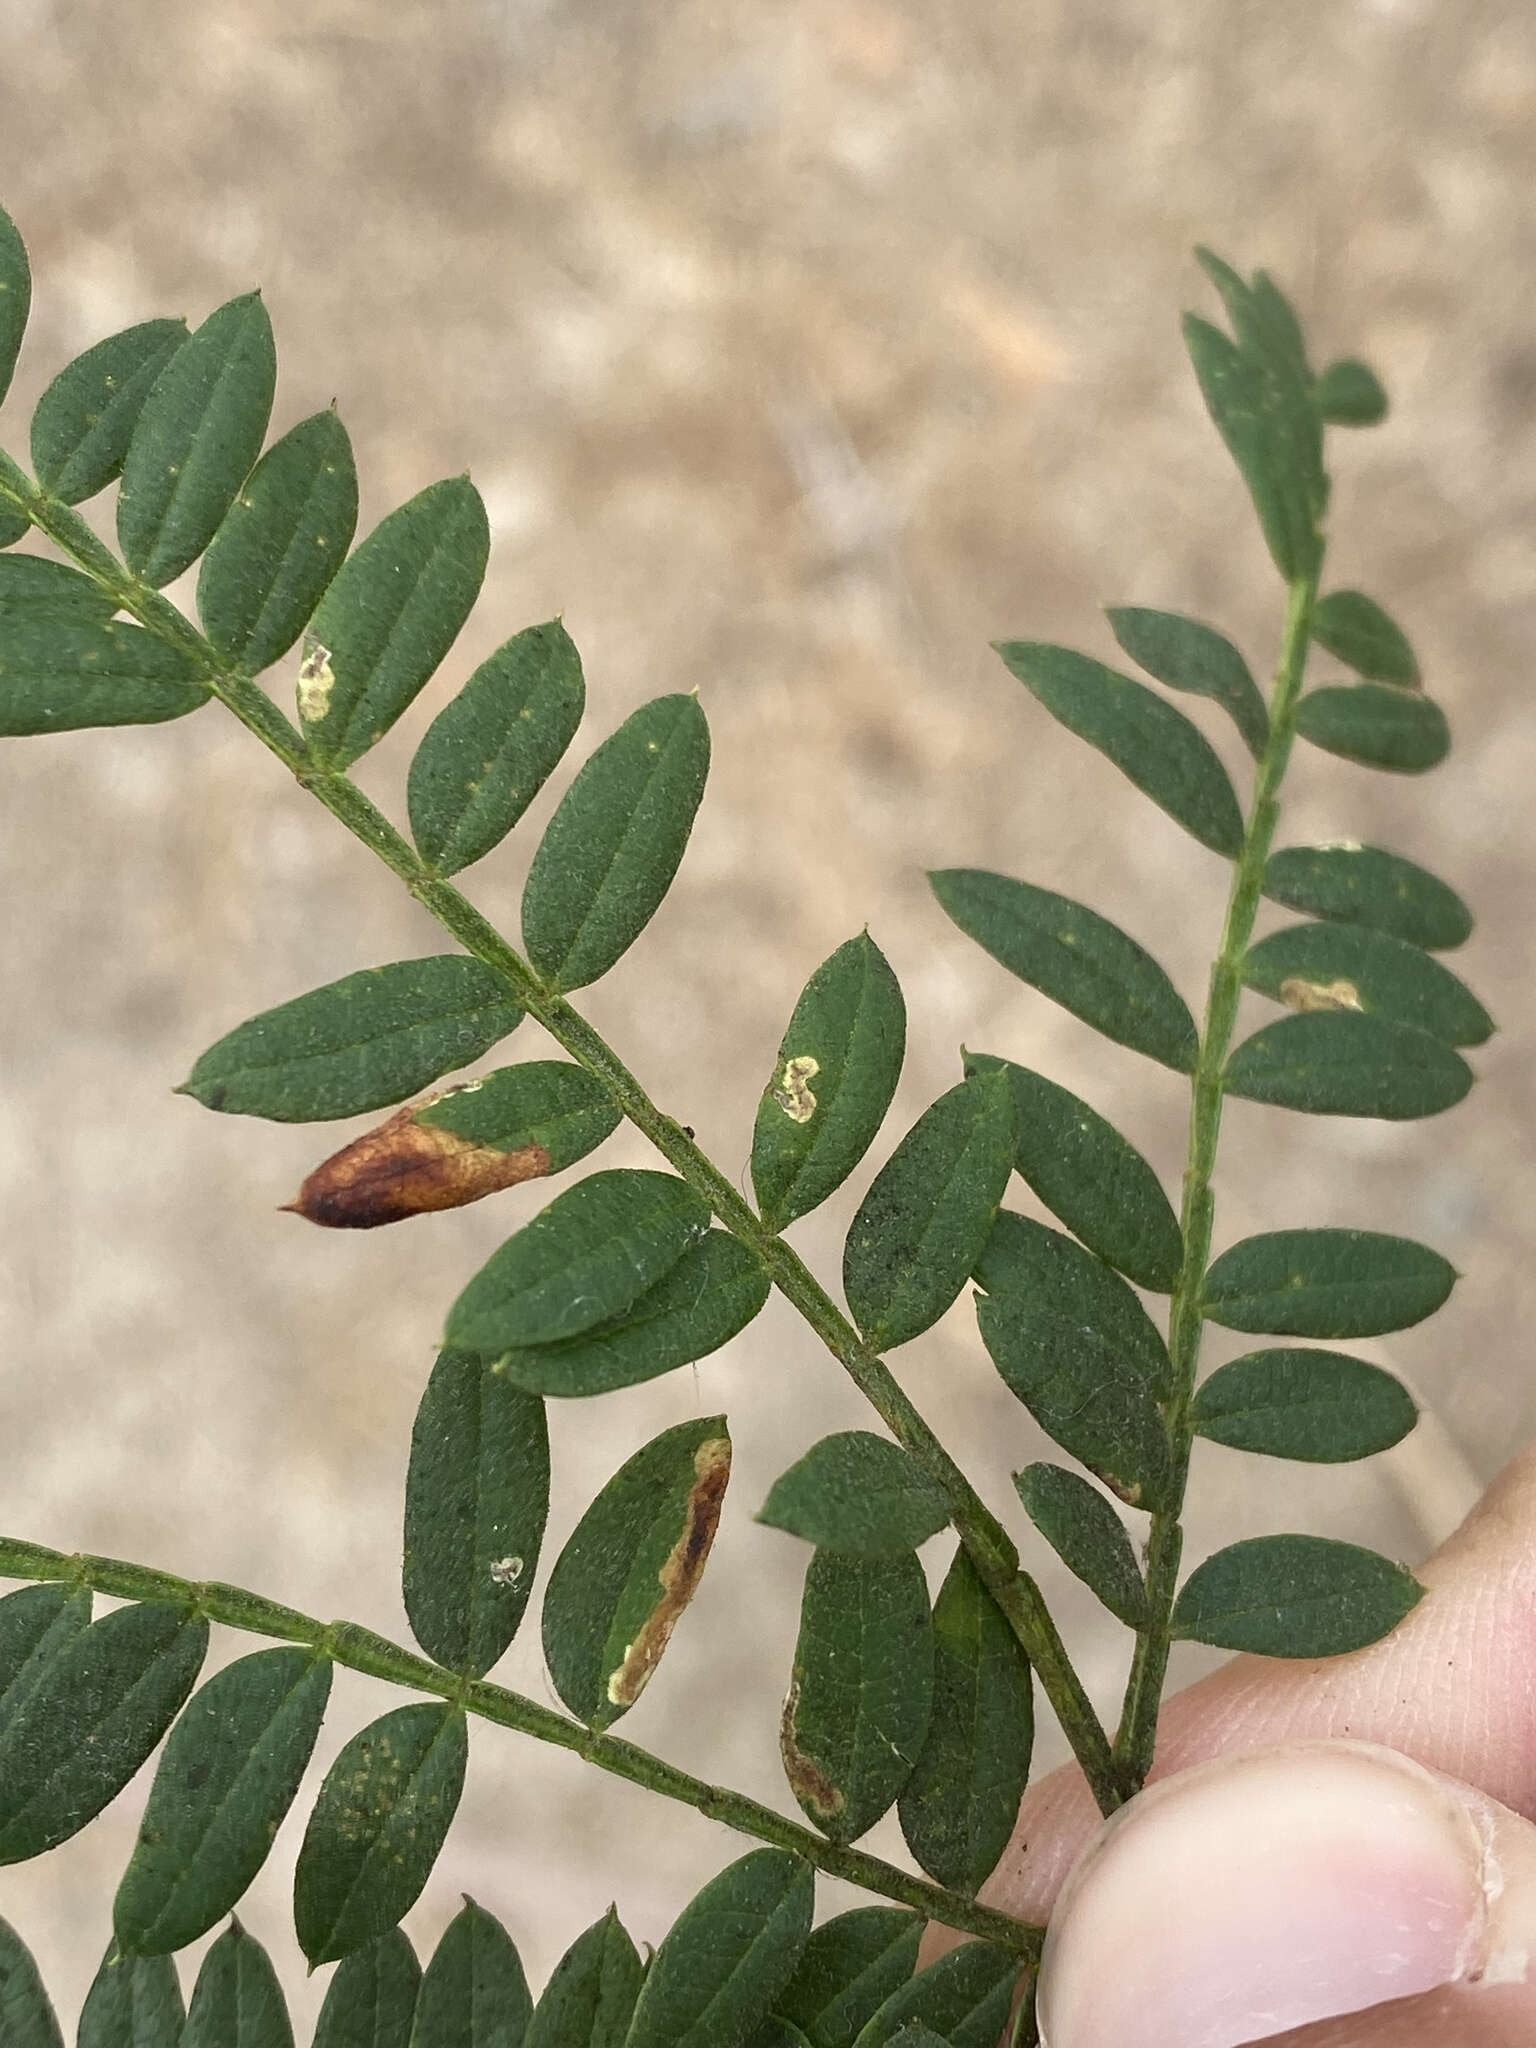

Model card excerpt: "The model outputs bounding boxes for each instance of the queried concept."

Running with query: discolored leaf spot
[285,1101,552,1228]
[607,1433,731,1712]
[774,1055,821,1124]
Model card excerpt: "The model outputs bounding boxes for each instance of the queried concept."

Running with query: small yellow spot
[297,638,336,724]
[770,1055,820,1124]
[1279,975,1363,1014]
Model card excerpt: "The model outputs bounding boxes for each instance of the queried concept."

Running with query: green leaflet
[758,1433,951,1556]
[445,1169,711,1352]
[1202,1228,1456,1338]
[113,1646,332,1955]
[313,1928,421,2048]
[197,408,359,674]
[403,1348,549,1675]
[850,1940,1022,2048]
[541,1416,731,1729]
[408,618,586,876]
[624,1849,814,2048]
[1295,683,1449,773]
[975,1211,1172,1394]
[1171,1534,1423,1656]
[525,1907,642,2048]
[0,555,117,621]
[963,1052,1182,1290]
[896,1548,1033,1895]
[179,955,523,1122]
[931,869,1198,1073]
[0,1600,207,1863]
[0,1581,91,1723]
[1224,1010,1473,1119]
[0,1918,61,2048]
[30,317,187,504]
[299,475,490,769]
[183,1921,293,2048]
[1104,604,1269,756]
[78,1944,186,2048]
[416,1061,621,1169]
[292,1702,468,1965]
[521,693,710,992]
[752,933,907,1232]
[1314,358,1388,427]
[781,1548,933,1845]
[1013,1464,1147,1626]
[995,640,1244,856]
[842,1071,1015,1351]
[1193,1349,1418,1462]
[493,1230,769,1398]
[1182,311,1320,583]
[1243,921,1491,1047]
[117,293,277,588]
[0,614,210,735]
[0,203,30,407]
[1312,589,1420,687]
[1263,842,1471,951]
[411,1899,531,2048]
[773,1908,922,2048]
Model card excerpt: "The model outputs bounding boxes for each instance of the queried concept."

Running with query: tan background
[1,0,1533,2030]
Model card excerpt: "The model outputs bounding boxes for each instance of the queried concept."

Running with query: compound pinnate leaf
[1314,358,1388,427]
[30,317,187,504]
[197,408,358,673]
[1312,589,1420,687]
[1295,684,1449,773]
[0,615,209,735]
[113,1646,332,1955]
[494,1229,769,1398]
[179,956,523,1123]
[0,203,29,406]
[1224,1010,1473,1119]
[408,618,586,876]
[412,1899,531,2048]
[752,933,907,1232]
[0,1917,60,2048]
[1263,842,1471,951]
[117,293,276,588]
[758,1433,950,1556]
[313,1928,420,2048]
[1182,310,1321,583]
[521,693,710,992]
[850,1940,1022,2048]
[0,555,117,621]
[843,1071,1015,1351]
[625,1849,814,2048]
[1104,604,1269,757]
[931,869,1197,1073]
[78,1943,185,2048]
[293,1703,468,1965]
[525,1906,642,2048]
[1171,1534,1423,1656]
[964,1052,1182,1291]
[0,1600,207,1863]
[1013,1463,1147,1626]
[996,640,1244,856]
[184,1921,292,2048]
[773,1908,922,2048]
[0,1581,91,1723]
[975,1211,1171,1394]
[542,1416,731,1729]
[1243,921,1491,1048]
[445,1169,710,1353]
[1192,1350,1417,1462]
[1203,1229,1456,1338]
[299,475,489,768]
[403,1348,549,1675]
[896,1548,1033,1895]
[781,1548,933,1845]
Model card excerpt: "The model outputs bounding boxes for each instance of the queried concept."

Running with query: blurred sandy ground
[0,0,1532,2027]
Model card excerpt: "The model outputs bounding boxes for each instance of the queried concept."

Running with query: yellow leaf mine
[296,638,335,725]
[771,1055,820,1124]
[1279,975,1363,1014]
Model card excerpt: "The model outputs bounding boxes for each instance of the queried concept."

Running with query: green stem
[1112,569,1318,1788]
[0,1537,1039,1959]
[0,453,1121,1813]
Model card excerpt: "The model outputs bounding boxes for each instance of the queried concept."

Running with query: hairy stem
[0,450,1121,1813]
[0,1536,1040,1958]
[1113,568,1319,1786]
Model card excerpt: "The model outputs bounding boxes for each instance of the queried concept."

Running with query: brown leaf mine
[284,1100,552,1227]
[1279,974,1363,1014]
[779,1672,845,1823]
[604,1435,732,1712]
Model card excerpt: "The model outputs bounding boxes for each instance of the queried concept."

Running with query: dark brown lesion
[778,1671,845,1822]
[284,1098,553,1227]
[604,1436,732,1712]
